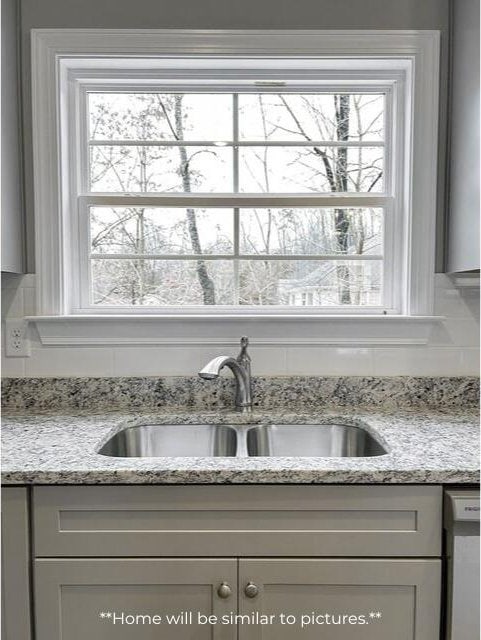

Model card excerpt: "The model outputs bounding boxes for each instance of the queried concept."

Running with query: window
[85,90,387,309]
[32,30,440,327]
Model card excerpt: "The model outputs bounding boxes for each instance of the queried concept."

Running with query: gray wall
[19,0,450,271]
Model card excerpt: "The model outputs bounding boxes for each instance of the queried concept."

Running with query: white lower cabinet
[34,557,440,640]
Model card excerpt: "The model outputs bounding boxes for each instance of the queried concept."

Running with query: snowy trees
[88,92,384,306]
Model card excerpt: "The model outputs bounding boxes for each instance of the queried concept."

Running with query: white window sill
[26,315,445,347]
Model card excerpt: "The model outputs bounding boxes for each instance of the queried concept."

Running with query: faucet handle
[237,336,251,364]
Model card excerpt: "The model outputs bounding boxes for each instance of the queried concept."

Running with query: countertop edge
[2,470,479,486]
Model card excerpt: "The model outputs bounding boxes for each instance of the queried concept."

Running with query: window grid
[80,88,392,310]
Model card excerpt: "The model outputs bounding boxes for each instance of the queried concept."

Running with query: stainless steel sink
[99,422,386,458]
[247,424,387,457]
[98,424,237,457]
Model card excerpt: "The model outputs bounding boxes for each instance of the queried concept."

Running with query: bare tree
[89,92,383,307]
[333,94,352,304]
[90,93,219,304]
[173,95,216,304]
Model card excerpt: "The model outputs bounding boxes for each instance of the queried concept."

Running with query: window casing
[31,30,440,330]
[67,64,405,314]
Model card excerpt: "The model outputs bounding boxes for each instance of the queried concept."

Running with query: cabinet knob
[217,582,232,599]
[244,582,259,598]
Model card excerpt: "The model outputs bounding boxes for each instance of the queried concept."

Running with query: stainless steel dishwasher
[444,489,480,640]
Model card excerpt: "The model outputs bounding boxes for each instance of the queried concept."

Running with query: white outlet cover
[5,319,31,357]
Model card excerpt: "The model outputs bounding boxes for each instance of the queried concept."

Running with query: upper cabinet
[1,0,24,273]
[447,0,480,273]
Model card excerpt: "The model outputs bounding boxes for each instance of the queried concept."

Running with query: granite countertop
[1,407,479,485]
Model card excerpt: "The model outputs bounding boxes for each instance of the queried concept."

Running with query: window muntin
[80,88,392,310]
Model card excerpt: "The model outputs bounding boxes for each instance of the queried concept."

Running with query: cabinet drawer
[33,485,442,557]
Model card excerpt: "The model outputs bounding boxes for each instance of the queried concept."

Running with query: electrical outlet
[5,319,31,357]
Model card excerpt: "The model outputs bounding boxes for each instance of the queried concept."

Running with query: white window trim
[73,72,398,315]
[29,29,443,346]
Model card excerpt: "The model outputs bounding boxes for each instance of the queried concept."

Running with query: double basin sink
[99,423,387,458]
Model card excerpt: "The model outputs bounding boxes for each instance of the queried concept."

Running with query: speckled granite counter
[3,376,479,412]
[2,408,479,485]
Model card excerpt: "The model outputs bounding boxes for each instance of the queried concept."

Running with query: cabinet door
[35,559,236,640]
[238,559,440,640]
[447,0,480,272]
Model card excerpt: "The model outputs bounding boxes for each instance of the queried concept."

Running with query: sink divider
[234,426,250,458]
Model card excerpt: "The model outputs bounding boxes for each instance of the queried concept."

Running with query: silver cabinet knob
[244,582,259,598]
[217,582,232,599]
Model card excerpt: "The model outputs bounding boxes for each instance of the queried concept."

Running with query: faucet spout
[199,356,239,380]
[198,338,253,412]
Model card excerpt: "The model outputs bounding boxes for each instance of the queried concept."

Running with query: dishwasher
[444,489,480,640]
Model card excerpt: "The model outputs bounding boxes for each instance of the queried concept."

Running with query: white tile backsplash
[371,346,478,376]
[434,287,480,317]
[25,347,115,377]
[1,283,24,318]
[22,285,36,316]
[1,352,26,377]
[113,346,216,377]
[429,316,480,347]
[113,345,288,377]
[459,347,481,372]
[286,347,374,376]
[2,273,479,377]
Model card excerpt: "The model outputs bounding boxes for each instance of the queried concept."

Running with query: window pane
[239,208,383,255]
[239,260,382,306]
[90,208,234,255]
[84,90,389,308]
[89,146,233,192]
[239,94,384,142]
[91,259,235,305]
[239,146,383,193]
[89,93,233,141]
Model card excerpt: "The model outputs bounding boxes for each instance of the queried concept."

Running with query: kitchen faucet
[198,336,252,412]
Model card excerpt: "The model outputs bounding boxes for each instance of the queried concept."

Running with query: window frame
[73,75,399,314]
[31,30,441,340]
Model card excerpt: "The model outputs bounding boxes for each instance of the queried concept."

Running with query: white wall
[1,274,478,377]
